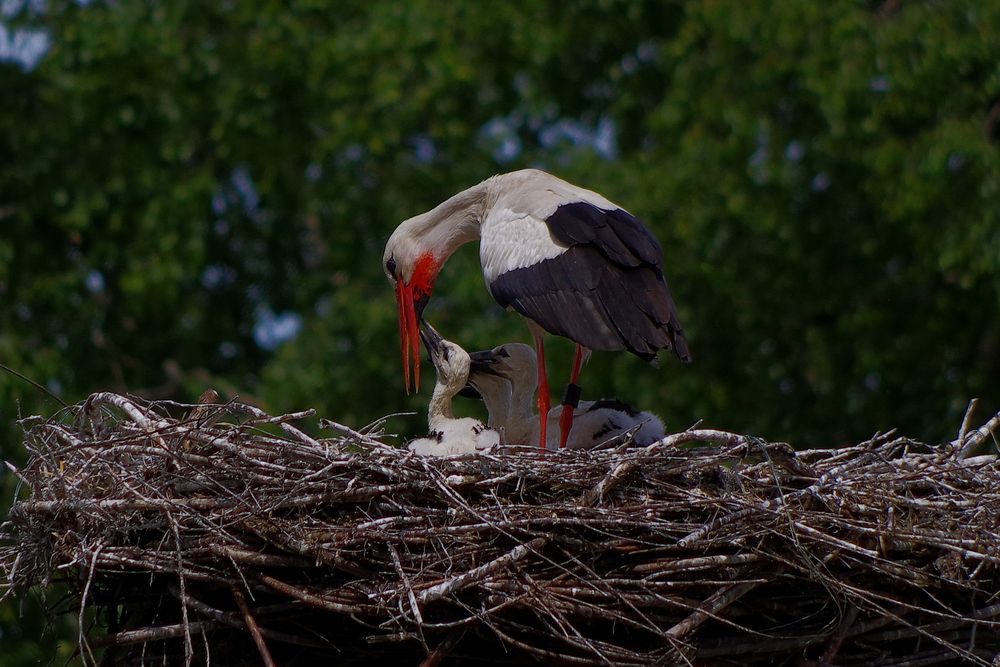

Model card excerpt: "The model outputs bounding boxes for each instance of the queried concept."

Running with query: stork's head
[418,320,470,394]
[466,343,538,433]
[469,343,537,384]
[467,343,538,396]
[383,220,444,394]
[384,183,487,393]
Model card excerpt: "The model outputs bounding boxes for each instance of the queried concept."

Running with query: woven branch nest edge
[2,392,999,666]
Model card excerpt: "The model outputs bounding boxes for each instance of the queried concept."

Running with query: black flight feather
[489,202,690,362]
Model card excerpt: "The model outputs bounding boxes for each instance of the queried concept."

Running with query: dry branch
[2,393,999,666]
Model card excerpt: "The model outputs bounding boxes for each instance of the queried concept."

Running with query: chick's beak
[468,349,501,376]
[462,349,500,400]
[418,319,444,360]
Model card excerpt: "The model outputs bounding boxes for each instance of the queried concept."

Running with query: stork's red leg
[558,344,586,448]
[532,331,550,450]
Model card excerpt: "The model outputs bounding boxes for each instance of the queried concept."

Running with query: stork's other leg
[532,331,550,450]
[558,344,586,449]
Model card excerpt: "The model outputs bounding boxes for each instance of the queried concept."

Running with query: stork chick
[467,343,665,449]
[407,322,499,456]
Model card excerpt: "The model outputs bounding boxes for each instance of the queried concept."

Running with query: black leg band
[562,383,582,408]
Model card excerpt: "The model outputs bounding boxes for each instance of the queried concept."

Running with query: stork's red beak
[395,280,434,393]
[395,280,421,394]
[392,252,440,394]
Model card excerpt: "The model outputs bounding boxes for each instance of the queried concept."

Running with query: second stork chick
[466,343,665,449]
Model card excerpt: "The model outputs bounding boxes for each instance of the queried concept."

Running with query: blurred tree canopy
[1,0,999,658]
[3,0,1000,453]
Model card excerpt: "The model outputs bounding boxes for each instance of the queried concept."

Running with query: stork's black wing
[489,202,690,362]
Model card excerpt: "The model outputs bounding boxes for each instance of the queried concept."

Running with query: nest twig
[2,392,999,665]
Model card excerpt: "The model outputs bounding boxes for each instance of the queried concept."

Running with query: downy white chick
[407,322,500,456]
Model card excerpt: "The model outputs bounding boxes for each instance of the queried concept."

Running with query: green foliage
[0,586,79,664]
[2,1,1000,661]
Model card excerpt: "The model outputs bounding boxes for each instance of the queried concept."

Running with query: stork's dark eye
[497,347,510,358]
[385,256,397,276]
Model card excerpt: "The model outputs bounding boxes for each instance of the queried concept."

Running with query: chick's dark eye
[497,348,510,358]
[385,256,397,276]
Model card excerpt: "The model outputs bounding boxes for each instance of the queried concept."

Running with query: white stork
[383,168,689,450]
[465,342,666,449]
[407,321,499,456]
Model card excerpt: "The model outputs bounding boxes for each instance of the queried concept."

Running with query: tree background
[1,1,998,662]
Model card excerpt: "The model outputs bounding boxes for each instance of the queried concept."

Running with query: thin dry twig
[957,399,979,451]
[666,581,761,640]
[232,587,276,667]
[419,628,466,667]
[958,408,1000,459]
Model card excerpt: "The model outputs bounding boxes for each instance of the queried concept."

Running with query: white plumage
[384,168,689,450]
[479,210,565,283]
[466,342,666,449]
[407,322,499,457]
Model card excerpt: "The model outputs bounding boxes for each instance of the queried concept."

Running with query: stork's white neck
[397,181,495,274]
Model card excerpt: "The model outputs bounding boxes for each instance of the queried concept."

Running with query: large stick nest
[2,392,999,666]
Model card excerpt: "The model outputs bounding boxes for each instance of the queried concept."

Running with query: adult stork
[383,168,690,450]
